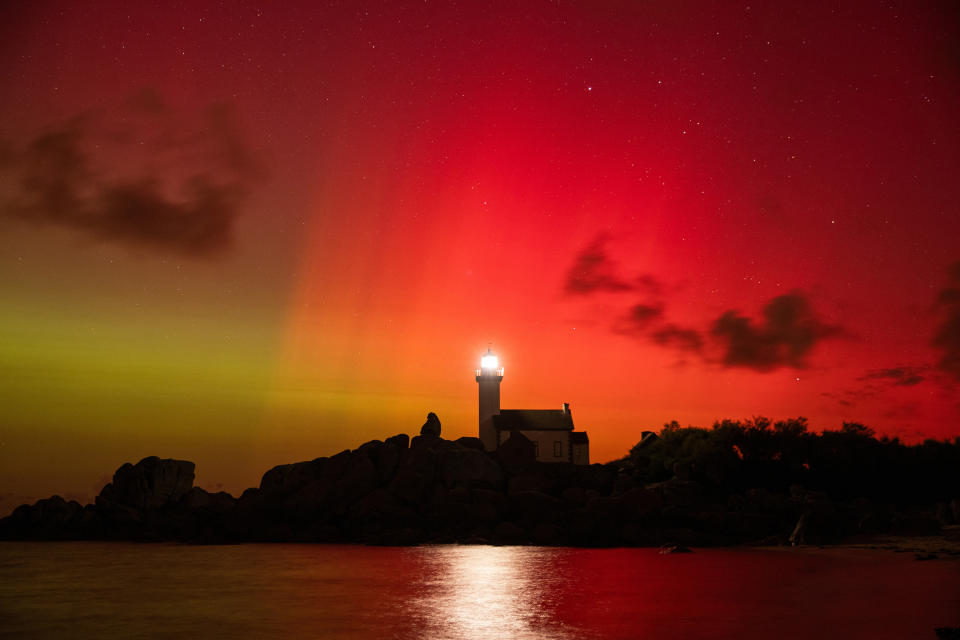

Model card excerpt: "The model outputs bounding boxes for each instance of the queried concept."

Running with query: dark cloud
[625,303,665,329]
[711,292,843,371]
[651,324,704,352]
[635,274,664,296]
[933,261,960,380]
[859,366,926,387]
[564,235,634,295]
[564,237,839,371]
[614,303,704,354]
[0,92,261,258]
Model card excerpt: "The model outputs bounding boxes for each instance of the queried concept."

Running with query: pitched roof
[570,431,589,444]
[492,409,574,432]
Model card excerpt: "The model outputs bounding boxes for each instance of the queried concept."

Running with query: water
[0,543,957,639]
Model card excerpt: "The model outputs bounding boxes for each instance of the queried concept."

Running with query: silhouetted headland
[3,415,959,548]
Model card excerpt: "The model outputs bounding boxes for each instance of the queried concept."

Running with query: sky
[1,1,959,514]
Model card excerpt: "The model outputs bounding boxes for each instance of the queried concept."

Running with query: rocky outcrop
[0,496,86,540]
[98,456,195,510]
[2,417,957,548]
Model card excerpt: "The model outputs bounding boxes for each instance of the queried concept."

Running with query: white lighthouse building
[475,348,589,465]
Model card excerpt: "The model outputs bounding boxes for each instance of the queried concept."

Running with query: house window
[533,442,539,458]
[554,441,562,457]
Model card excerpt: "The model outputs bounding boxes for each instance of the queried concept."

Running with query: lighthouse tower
[476,348,503,451]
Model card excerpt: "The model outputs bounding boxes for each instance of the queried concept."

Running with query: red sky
[1,1,958,513]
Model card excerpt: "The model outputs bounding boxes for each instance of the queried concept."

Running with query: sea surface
[0,542,957,639]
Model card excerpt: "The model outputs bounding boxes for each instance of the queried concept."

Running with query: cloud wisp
[711,292,844,371]
[0,90,262,258]
[565,238,843,370]
[859,366,927,387]
[564,235,635,295]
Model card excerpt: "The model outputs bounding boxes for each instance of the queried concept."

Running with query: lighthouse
[476,348,503,451]
[474,347,590,463]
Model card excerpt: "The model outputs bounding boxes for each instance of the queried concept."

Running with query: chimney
[562,402,570,414]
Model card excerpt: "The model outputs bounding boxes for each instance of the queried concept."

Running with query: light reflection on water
[0,542,958,639]
[410,546,578,640]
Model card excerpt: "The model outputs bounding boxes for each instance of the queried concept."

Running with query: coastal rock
[508,472,556,494]
[575,464,616,493]
[5,421,959,547]
[647,478,703,508]
[366,527,426,546]
[585,495,620,519]
[617,487,662,518]
[560,487,598,506]
[357,438,406,485]
[510,490,561,526]
[530,522,564,545]
[0,496,84,540]
[287,451,380,521]
[471,488,508,513]
[99,456,195,510]
[180,487,236,512]
[347,488,420,532]
[390,435,452,504]
[438,446,503,490]
[492,521,528,545]
[385,433,410,450]
[259,458,329,495]
[454,436,485,451]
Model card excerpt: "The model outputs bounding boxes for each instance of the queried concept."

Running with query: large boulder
[454,437,485,451]
[508,471,556,494]
[347,488,421,532]
[617,487,662,519]
[386,433,410,450]
[282,451,380,522]
[390,437,444,505]
[356,438,407,485]
[0,496,85,540]
[180,487,236,512]
[438,446,503,490]
[260,456,334,495]
[575,464,617,493]
[646,478,703,508]
[492,521,528,545]
[509,490,561,526]
[98,457,195,510]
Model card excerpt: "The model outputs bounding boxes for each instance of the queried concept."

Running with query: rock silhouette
[420,412,441,437]
[2,415,959,547]
[99,456,195,510]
